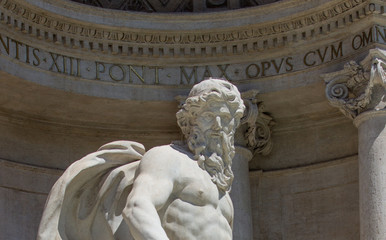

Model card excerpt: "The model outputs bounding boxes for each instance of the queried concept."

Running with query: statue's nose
[213,116,222,130]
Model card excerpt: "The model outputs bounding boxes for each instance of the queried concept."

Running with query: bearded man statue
[37,78,245,240]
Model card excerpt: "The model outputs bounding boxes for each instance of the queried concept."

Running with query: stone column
[323,48,386,239]
[231,90,274,240]
[355,111,386,239]
[231,146,253,240]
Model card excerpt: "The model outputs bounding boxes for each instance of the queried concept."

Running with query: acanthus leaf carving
[323,48,386,119]
[241,90,275,156]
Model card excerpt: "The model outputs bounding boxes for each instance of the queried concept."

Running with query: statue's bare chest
[177,162,219,206]
[161,161,233,238]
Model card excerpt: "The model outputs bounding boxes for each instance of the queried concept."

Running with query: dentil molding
[0,0,382,61]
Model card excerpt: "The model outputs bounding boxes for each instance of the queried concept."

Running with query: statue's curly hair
[176,79,245,140]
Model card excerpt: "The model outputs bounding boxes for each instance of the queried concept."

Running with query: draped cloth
[37,141,145,240]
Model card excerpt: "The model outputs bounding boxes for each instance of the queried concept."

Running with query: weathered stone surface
[0,0,384,239]
[251,156,359,240]
[355,111,386,239]
[0,160,61,239]
[324,48,386,119]
[324,48,386,240]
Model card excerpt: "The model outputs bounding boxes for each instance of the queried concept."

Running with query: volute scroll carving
[323,48,386,120]
[241,90,275,156]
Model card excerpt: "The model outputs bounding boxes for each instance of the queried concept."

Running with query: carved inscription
[0,26,384,86]
[303,42,343,66]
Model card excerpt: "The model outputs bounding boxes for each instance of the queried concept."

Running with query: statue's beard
[187,126,235,192]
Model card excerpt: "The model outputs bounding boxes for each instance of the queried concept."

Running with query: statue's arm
[123,147,175,240]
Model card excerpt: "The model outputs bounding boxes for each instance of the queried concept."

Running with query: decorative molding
[323,48,386,119]
[353,108,386,127]
[241,90,275,156]
[0,0,381,59]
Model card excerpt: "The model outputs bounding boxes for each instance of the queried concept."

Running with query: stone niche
[0,0,384,239]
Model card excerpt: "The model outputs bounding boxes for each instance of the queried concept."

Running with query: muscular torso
[159,147,233,240]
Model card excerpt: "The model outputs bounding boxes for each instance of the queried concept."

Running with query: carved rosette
[241,90,275,156]
[323,48,386,120]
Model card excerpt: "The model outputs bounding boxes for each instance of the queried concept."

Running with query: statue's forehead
[203,101,231,114]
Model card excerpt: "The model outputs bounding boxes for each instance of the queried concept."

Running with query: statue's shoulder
[139,143,192,169]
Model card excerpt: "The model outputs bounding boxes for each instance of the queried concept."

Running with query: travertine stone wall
[0,0,384,239]
[0,160,62,239]
[251,156,359,240]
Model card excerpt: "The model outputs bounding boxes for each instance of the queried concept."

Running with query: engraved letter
[11,39,23,60]
[261,61,271,77]
[202,66,213,80]
[362,27,373,46]
[303,51,316,66]
[95,62,105,80]
[271,58,285,74]
[352,34,362,50]
[316,46,328,63]
[25,44,30,64]
[180,66,198,84]
[49,53,61,73]
[330,42,343,60]
[246,64,260,78]
[0,35,10,55]
[129,66,145,84]
[32,48,40,66]
[149,66,163,84]
[375,26,385,42]
[109,64,126,82]
[285,57,293,72]
[217,64,231,80]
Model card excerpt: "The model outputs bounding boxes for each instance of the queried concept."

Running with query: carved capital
[241,90,275,156]
[323,48,386,120]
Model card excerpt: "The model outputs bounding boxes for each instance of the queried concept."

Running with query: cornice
[0,0,382,63]
[0,158,63,175]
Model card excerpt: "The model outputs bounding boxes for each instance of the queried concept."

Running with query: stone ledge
[0,158,62,194]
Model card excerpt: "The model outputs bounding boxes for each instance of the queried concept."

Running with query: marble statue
[37,79,245,240]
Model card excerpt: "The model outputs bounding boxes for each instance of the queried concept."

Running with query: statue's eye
[220,114,232,124]
[203,112,214,121]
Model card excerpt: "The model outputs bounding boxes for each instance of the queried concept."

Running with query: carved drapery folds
[323,48,386,119]
[241,90,275,156]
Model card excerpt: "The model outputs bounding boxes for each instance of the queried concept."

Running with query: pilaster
[323,48,386,240]
[231,90,274,240]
